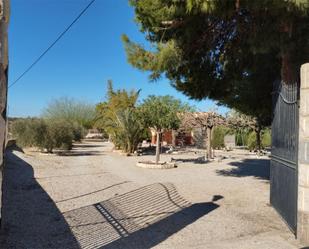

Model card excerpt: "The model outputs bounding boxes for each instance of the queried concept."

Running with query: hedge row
[11,118,85,153]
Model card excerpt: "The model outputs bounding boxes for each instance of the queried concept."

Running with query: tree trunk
[171,129,176,147]
[208,127,213,159]
[255,126,262,154]
[204,128,207,160]
[205,126,212,160]
[281,52,297,85]
[280,20,298,86]
[235,0,240,10]
[127,143,131,154]
[155,131,161,164]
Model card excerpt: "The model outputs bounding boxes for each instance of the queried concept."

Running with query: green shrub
[246,129,271,151]
[262,129,271,148]
[12,118,74,152]
[12,118,47,148]
[247,131,257,151]
[235,130,249,146]
[107,109,145,153]
[211,126,230,149]
[71,122,86,142]
[31,119,49,149]
[11,119,31,147]
[45,119,74,151]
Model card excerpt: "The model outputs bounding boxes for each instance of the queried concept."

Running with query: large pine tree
[123,0,309,126]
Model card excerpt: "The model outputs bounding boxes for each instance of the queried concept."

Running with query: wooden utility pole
[0,0,9,222]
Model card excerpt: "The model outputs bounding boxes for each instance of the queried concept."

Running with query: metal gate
[270,80,299,233]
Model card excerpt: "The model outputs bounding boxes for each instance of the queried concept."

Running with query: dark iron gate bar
[270,79,299,233]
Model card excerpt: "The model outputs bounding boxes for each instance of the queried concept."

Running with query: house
[150,129,193,146]
[149,112,225,148]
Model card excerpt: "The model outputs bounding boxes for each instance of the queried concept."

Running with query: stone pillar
[298,63,309,244]
[0,0,9,222]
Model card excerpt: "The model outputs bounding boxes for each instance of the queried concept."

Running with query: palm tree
[95,80,144,153]
[106,109,144,153]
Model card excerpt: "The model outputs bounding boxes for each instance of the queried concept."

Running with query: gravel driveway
[0,141,304,249]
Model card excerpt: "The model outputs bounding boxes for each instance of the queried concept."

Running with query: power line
[9,0,97,89]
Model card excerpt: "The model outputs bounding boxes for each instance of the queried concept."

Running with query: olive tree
[140,95,188,163]
[11,118,74,153]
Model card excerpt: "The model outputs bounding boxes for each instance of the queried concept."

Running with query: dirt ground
[0,141,305,249]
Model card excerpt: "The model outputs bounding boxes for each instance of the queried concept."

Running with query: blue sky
[8,0,229,117]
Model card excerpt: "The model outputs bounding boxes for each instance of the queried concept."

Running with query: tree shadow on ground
[171,156,209,164]
[139,146,171,156]
[56,150,105,157]
[0,150,80,249]
[64,183,220,249]
[216,159,270,180]
[73,143,106,148]
[55,142,106,156]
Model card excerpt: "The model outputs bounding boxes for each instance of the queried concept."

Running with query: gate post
[298,63,309,244]
[0,0,9,223]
